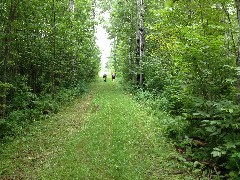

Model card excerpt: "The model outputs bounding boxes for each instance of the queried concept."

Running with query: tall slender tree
[1,0,20,117]
[136,0,145,86]
[236,0,240,101]
[70,0,74,12]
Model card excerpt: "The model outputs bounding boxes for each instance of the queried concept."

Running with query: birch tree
[70,0,74,12]
[136,0,145,86]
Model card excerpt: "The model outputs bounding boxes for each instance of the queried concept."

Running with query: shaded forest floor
[1,78,199,179]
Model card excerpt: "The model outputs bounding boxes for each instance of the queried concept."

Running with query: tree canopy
[1,0,240,178]
[103,0,240,178]
[0,0,100,137]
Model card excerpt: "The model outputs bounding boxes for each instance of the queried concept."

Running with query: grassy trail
[0,79,196,179]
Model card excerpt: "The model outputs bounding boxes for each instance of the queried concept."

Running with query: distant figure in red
[103,73,107,82]
[112,73,116,82]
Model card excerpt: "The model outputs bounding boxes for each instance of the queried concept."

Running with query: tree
[1,0,20,117]
[136,0,145,86]
[236,0,240,101]
[102,0,240,177]
[0,0,100,138]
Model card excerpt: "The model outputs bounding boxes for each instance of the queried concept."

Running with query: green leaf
[205,126,216,133]
[211,148,226,157]
[225,141,236,149]
[211,151,222,157]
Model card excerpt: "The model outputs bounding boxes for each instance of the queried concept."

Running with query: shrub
[0,80,90,142]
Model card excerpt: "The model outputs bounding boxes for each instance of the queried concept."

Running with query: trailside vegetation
[0,0,100,140]
[104,0,240,178]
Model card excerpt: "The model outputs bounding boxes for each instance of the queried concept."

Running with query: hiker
[103,73,107,82]
[112,73,116,82]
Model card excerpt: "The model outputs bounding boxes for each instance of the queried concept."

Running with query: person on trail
[103,73,107,82]
[112,73,116,82]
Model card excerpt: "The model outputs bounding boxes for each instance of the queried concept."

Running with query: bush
[132,82,240,178]
[179,96,240,178]
[0,80,90,142]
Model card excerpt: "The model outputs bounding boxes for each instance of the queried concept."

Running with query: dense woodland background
[1,0,240,178]
[0,0,100,138]
[103,0,240,178]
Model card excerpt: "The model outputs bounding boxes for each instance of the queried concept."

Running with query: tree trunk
[136,0,144,86]
[51,0,56,97]
[236,0,240,102]
[129,37,133,81]
[70,0,74,12]
[129,9,135,82]
[1,0,19,117]
[92,0,96,20]
[221,3,237,55]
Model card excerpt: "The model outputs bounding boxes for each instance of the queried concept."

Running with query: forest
[1,0,240,179]
[0,0,100,137]
[104,0,240,178]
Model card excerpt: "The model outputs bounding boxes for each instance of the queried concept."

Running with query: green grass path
[0,79,196,179]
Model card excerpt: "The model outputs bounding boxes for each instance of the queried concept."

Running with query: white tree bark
[70,0,74,12]
[136,0,144,86]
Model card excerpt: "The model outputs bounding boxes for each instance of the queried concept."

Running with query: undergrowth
[0,80,90,142]
[132,87,240,179]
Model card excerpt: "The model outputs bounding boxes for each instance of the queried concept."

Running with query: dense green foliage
[1,0,240,178]
[0,0,100,139]
[103,0,240,178]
